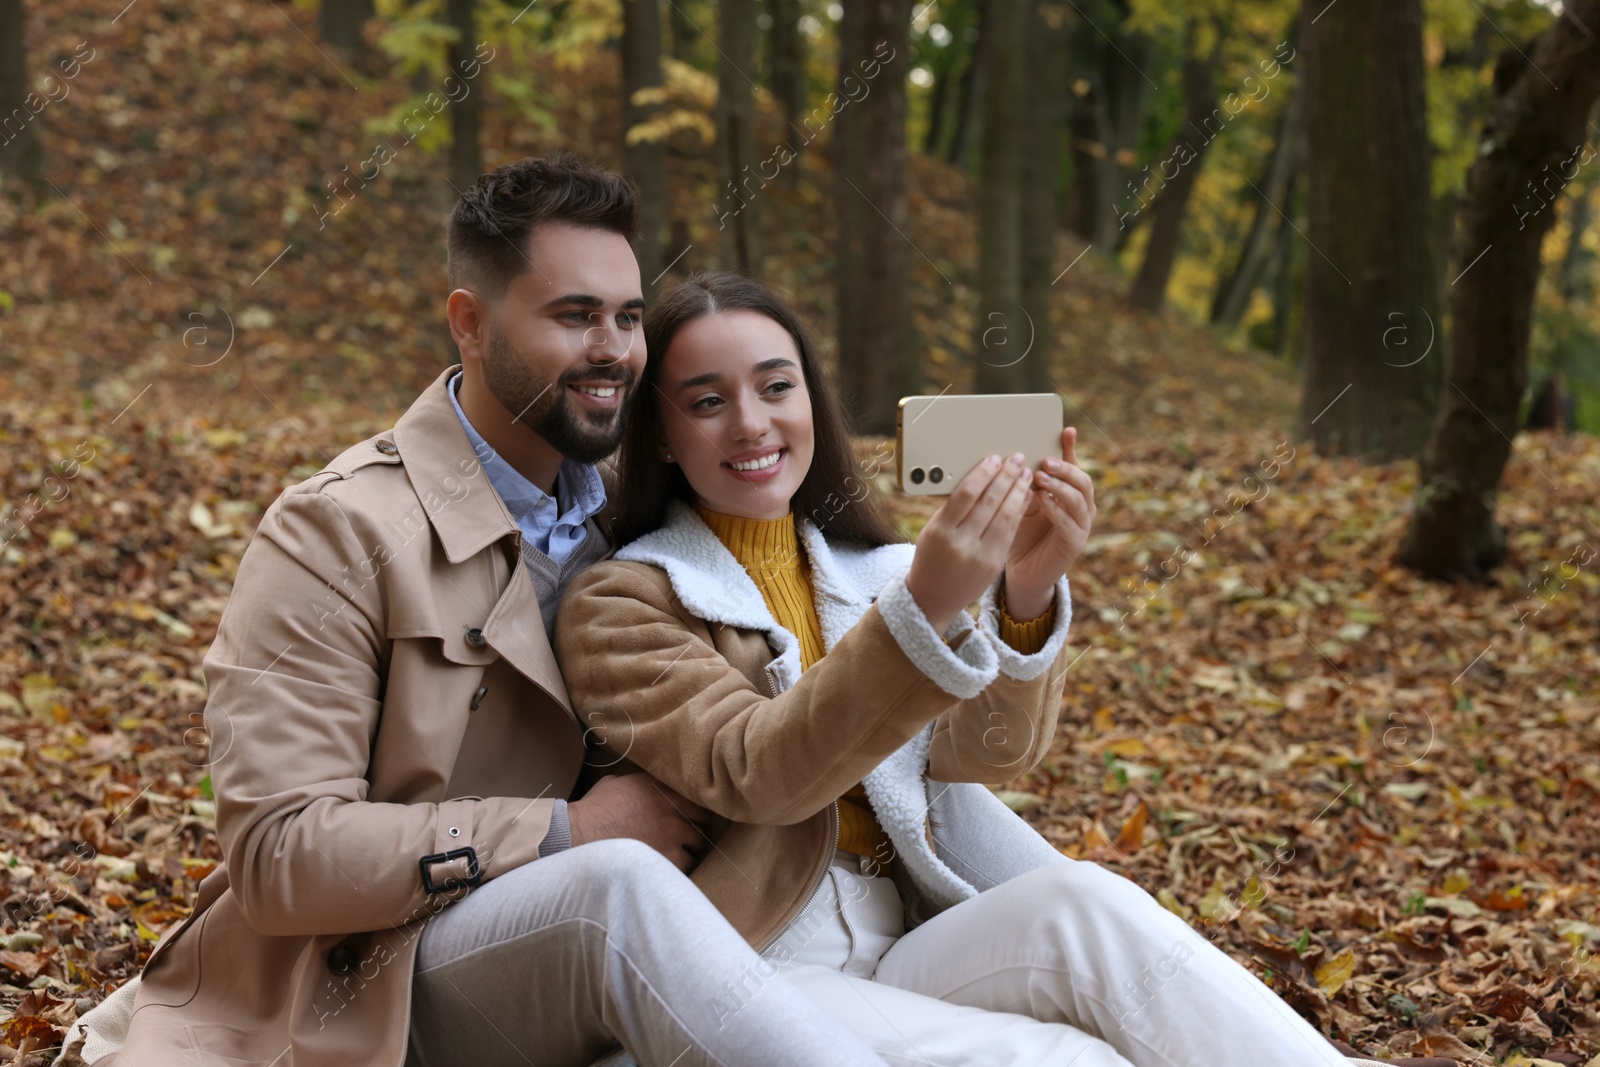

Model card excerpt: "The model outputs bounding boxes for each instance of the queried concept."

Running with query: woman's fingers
[965,455,1030,533]
[964,457,1019,531]
[1039,481,1089,535]
[1048,459,1093,502]
[940,454,1003,528]
[1041,461,1095,526]
[1036,471,1091,529]
[984,465,1036,541]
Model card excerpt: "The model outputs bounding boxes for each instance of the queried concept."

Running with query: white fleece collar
[613,499,916,691]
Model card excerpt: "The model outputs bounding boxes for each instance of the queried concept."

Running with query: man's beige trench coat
[102,365,615,1067]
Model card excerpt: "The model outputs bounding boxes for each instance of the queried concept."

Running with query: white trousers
[762,850,1354,1067]
[405,839,888,1067]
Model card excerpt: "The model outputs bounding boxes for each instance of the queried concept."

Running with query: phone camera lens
[929,467,944,484]
[909,467,925,484]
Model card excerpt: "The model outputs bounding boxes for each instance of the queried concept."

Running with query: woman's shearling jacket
[553,499,1076,950]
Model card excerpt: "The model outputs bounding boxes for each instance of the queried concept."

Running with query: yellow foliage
[626,111,715,147]
[545,0,623,69]
[1314,949,1356,995]
[624,59,718,148]
[660,57,719,110]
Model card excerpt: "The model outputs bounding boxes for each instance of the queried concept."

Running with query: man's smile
[568,380,623,408]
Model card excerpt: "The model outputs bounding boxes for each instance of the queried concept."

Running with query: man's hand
[566,772,712,871]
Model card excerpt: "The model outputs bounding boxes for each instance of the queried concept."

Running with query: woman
[554,271,1367,1067]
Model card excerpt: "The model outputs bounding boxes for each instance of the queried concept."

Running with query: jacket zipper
[757,661,839,957]
[755,652,844,959]
[758,799,839,956]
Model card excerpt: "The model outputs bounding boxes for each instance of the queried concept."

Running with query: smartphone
[896,393,1064,496]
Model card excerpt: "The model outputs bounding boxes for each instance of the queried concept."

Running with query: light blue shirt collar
[446,369,606,563]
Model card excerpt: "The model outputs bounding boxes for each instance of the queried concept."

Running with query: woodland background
[0,0,1597,1063]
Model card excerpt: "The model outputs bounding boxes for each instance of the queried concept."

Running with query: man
[73,153,885,1067]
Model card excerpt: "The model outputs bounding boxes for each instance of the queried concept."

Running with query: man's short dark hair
[446,152,639,300]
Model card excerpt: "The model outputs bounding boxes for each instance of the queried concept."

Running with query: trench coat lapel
[484,542,573,716]
[389,365,576,716]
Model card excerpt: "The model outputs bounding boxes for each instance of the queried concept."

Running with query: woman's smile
[724,445,788,483]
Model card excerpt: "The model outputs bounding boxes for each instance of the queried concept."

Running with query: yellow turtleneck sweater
[694,504,1052,860]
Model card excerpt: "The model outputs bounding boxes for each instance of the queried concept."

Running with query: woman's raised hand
[1002,427,1096,620]
[905,453,1035,634]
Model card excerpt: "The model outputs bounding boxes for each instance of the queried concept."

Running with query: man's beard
[481,327,634,464]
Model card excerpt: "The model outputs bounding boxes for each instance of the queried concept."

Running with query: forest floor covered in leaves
[4,395,1598,1065]
[2,0,1598,1063]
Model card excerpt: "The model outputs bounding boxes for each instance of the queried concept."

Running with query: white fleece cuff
[978,575,1073,681]
[877,575,999,699]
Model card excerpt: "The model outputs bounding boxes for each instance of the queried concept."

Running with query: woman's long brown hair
[609,271,905,549]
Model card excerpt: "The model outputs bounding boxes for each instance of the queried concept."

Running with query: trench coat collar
[390,364,523,566]
[388,363,621,557]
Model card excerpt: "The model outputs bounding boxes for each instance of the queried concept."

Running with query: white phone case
[896,393,1064,496]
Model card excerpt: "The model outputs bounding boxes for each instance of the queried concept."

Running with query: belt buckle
[419,846,482,894]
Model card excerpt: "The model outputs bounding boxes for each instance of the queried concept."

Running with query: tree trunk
[1398,3,1600,579]
[1019,0,1071,393]
[714,0,760,272]
[0,0,43,184]
[1559,185,1593,301]
[972,0,1027,393]
[1101,1,1152,236]
[1067,0,1149,251]
[668,1,696,64]
[1269,169,1300,358]
[922,35,954,156]
[446,0,481,191]
[318,0,375,53]
[1427,30,1492,297]
[1430,187,1462,308]
[1127,27,1218,314]
[836,0,918,434]
[769,0,806,136]
[622,0,667,299]
[946,0,990,170]
[1066,64,1113,245]
[1297,0,1439,459]
[1211,80,1305,328]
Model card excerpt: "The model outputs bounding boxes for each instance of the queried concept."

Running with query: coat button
[375,440,398,455]
[464,627,486,648]
[469,685,488,710]
[327,945,360,974]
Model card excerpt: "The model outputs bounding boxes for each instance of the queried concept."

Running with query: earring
[664,451,674,461]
